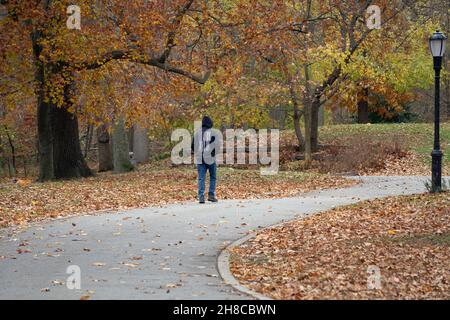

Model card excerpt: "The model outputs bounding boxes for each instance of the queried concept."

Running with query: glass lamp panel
[430,39,443,57]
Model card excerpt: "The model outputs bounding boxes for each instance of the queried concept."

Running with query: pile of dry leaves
[362,152,433,176]
[230,192,449,300]
[0,166,354,228]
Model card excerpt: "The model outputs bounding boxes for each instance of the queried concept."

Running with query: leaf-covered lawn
[280,123,450,176]
[230,192,450,300]
[0,165,354,228]
[319,122,450,174]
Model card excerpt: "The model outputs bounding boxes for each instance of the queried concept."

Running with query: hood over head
[202,116,213,129]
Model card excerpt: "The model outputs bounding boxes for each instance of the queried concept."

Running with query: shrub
[317,134,408,174]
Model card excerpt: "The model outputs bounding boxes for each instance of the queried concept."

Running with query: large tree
[0,0,213,180]
[2,0,439,178]
[1,0,298,180]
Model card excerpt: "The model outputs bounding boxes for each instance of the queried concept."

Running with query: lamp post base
[431,149,443,193]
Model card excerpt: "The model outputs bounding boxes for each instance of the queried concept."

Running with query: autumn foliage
[0,0,443,180]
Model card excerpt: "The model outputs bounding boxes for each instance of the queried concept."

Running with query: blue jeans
[197,163,217,199]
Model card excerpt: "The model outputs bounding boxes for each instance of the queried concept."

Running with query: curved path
[0,176,431,300]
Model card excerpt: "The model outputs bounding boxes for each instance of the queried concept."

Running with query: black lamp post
[429,30,447,193]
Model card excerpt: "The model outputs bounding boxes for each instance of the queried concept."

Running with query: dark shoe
[199,197,205,204]
[208,196,218,203]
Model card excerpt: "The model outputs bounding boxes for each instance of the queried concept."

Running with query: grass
[387,233,450,246]
[280,122,450,175]
[319,122,450,167]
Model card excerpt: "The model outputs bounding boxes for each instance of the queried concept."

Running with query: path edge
[217,232,273,301]
[216,176,434,300]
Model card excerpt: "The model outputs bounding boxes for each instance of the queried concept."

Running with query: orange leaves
[15,179,32,188]
[230,192,450,300]
[0,164,352,228]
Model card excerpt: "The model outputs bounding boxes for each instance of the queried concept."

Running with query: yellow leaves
[314,43,347,65]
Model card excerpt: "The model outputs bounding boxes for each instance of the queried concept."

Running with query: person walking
[192,116,219,204]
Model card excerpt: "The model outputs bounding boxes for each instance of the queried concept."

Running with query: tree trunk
[311,99,320,152]
[303,61,313,165]
[293,108,305,151]
[4,126,17,176]
[303,0,318,157]
[288,76,305,150]
[357,87,370,124]
[128,124,135,153]
[304,104,312,165]
[97,124,113,172]
[32,37,54,181]
[112,117,134,173]
[51,105,92,179]
[51,74,92,180]
[32,31,92,181]
[36,88,55,181]
[131,124,150,163]
[84,124,94,158]
[318,105,325,127]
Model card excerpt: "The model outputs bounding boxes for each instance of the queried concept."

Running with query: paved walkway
[0,176,431,299]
